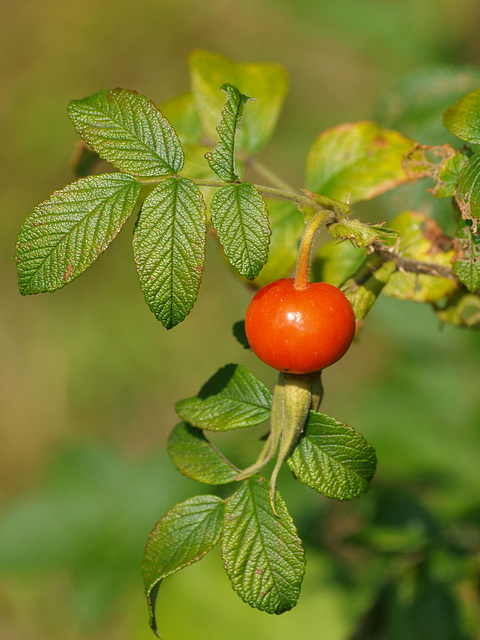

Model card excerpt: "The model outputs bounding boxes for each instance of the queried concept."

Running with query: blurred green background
[2,1,480,638]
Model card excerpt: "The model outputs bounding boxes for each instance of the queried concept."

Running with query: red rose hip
[245,278,356,374]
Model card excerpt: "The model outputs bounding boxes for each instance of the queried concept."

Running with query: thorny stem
[370,241,455,280]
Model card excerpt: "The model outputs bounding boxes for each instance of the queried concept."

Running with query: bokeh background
[2,1,480,638]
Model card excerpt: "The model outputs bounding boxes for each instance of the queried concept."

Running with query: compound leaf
[210,182,270,280]
[305,121,414,203]
[287,411,377,500]
[443,88,480,144]
[175,364,272,431]
[205,83,251,182]
[142,495,224,637]
[68,88,184,177]
[133,177,206,329]
[15,173,140,295]
[189,50,288,154]
[222,476,305,614]
[167,422,238,485]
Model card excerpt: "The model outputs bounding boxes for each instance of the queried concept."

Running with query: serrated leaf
[210,182,270,280]
[205,84,251,182]
[222,476,305,614]
[133,177,206,329]
[250,199,304,288]
[381,211,456,303]
[305,121,414,203]
[189,50,288,154]
[68,88,184,177]
[15,173,140,295]
[452,218,480,292]
[443,88,480,144]
[286,411,376,500]
[175,364,272,431]
[142,495,224,637]
[167,422,238,485]
[329,218,398,247]
[455,152,480,227]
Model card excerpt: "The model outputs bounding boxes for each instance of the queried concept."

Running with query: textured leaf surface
[287,411,376,500]
[251,199,304,288]
[142,495,224,637]
[305,121,414,203]
[167,422,238,485]
[68,88,184,177]
[443,88,480,144]
[175,364,272,431]
[189,50,288,154]
[455,152,480,226]
[222,477,305,614]
[205,83,250,181]
[133,177,206,328]
[452,218,480,293]
[15,173,140,295]
[210,182,270,280]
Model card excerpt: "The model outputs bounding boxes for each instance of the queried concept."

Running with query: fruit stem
[294,210,333,290]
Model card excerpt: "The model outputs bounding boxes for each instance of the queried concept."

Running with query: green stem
[137,175,328,214]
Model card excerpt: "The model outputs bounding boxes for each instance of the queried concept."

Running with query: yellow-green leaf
[305,121,415,203]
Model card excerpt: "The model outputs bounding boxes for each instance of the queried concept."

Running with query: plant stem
[294,210,334,290]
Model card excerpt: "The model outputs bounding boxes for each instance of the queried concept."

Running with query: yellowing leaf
[305,121,415,203]
[382,211,456,303]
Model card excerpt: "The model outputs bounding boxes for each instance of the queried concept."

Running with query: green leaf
[375,64,480,145]
[452,218,480,292]
[167,422,238,485]
[434,151,468,199]
[205,83,251,182]
[286,411,376,500]
[142,495,224,637]
[250,199,304,288]
[222,476,305,614]
[329,218,398,247]
[210,182,270,280]
[175,364,272,431]
[443,88,480,144]
[15,173,140,295]
[455,152,480,227]
[305,121,414,203]
[189,50,288,154]
[67,88,184,177]
[133,177,206,329]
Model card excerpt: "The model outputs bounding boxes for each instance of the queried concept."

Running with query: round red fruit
[245,278,356,374]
